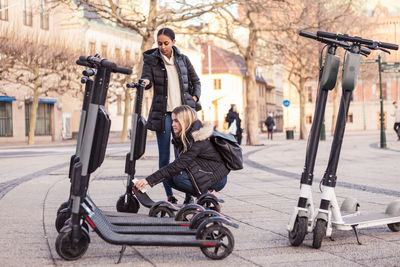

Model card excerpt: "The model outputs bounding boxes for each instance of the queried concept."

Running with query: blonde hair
[172,105,198,152]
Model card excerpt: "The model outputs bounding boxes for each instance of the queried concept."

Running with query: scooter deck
[87,211,217,247]
[334,212,400,229]
[85,197,186,226]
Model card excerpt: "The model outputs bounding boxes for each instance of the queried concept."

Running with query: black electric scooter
[116,81,222,216]
[55,55,237,262]
[311,31,400,249]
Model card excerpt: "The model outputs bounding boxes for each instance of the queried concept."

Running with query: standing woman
[141,27,201,204]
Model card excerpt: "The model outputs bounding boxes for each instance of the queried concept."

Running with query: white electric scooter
[312,30,400,249]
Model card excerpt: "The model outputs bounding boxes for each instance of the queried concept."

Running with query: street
[0,131,400,266]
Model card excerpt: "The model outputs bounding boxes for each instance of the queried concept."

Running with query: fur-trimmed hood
[192,122,214,142]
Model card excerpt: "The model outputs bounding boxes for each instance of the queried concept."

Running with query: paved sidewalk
[0,131,400,266]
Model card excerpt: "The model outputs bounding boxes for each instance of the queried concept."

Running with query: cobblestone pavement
[0,131,399,266]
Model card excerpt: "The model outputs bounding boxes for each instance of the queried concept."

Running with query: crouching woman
[135,105,228,203]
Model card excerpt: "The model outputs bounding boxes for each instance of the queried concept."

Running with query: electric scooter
[116,80,222,217]
[55,55,237,262]
[287,30,344,246]
[311,30,400,249]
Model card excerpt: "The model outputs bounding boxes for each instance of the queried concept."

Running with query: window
[125,50,131,61]
[0,101,12,137]
[375,82,387,100]
[23,0,32,26]
[25,103,52,136]
[101,44,108,58]
[40,0,49,30]
[213,79,221,90]
[117,95,122,115]
[89,42,96,55]
[0,0,8,21]
[377,112,387,130]
[306,86,313,103]
[306,115,312,124]
[347,113,353,123]
[115,47,121,60]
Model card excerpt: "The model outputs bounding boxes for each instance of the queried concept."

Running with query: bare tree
[267,0,363,139]
[185,0,287,145]
[0,32,81,145]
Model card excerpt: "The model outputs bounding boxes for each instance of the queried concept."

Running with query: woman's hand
[142,79,150,87]
[192,95,198,102]
[134,179,149,191]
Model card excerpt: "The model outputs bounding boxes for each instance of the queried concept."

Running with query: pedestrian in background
[265,113,275,140]
[392,101,400,141]
[225,104,243,145]
[141,27,201,204]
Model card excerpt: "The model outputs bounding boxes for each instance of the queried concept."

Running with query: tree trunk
[121,88,131,141]
[299,77,307,140]
[245,28,259,145]
[28,65,40,145]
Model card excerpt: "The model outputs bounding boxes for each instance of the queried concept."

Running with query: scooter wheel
[55,209,71,233]
[190,210,220,229]
[388,223,400,232]
[197,197,221,213]
[288,216,307,246]
[116,194,140,213]
[55,228,89,261]
[57,201,69,215]
[200,224,234,260]
[148,206,175,218]
[312,219,327,249]
[175,205,204,221]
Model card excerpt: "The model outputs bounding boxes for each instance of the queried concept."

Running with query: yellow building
[0,0,142,144]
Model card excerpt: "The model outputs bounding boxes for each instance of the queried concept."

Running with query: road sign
[283,100,290,107]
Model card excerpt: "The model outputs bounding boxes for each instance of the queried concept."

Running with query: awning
[0,96,16,102]
[39,97,57,104]
[25,97,57,104]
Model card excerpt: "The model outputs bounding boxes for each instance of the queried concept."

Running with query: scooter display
[311,30,400,249]
[116,81,222,217]
[55,55,237,262]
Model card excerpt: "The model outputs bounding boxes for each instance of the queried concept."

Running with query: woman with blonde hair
[135,105,228,202]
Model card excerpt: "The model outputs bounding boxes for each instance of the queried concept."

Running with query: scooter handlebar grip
[360,46,371,56]
[379,42,399,50]
[113,66,132,75]
[317,30,337,39]
[299,30,317,40]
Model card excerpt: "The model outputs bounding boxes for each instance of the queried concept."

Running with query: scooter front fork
[315,185,343,237]
[288,184,315,232]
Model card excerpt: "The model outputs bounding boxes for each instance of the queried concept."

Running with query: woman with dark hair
[135,105,228,198]
[140,27,201,204]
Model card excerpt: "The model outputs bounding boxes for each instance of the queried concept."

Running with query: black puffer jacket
[141,46,201,132]
[146,120,230,196]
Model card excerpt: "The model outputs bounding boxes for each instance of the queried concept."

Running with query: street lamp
[362,57,400,149]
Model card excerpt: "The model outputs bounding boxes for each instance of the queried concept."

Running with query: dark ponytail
[157,27,175,41]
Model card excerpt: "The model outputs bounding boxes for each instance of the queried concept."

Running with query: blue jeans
[168,170,227,196]
[156,113,178,197]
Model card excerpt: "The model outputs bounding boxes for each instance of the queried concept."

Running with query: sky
[364,0,400,14]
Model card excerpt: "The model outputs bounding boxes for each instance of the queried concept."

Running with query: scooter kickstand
[116,245,127,264]
[351,225,362,245]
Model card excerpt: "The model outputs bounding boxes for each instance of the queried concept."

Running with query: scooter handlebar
[78,55,132,74]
